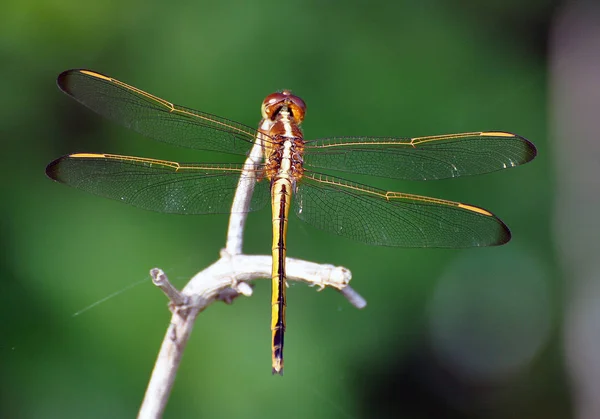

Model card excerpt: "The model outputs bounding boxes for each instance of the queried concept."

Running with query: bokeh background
[3,0,599,417]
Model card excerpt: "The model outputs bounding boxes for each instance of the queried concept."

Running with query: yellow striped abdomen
[270,178,292,375]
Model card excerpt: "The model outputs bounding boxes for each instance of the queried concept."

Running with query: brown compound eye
[261,90,306,123]
[261,92,287,119]
[283,91,306,123]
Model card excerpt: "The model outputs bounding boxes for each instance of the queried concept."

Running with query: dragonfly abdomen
[270,177,292,375]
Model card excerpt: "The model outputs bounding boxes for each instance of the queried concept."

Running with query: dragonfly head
[261,90,306,124]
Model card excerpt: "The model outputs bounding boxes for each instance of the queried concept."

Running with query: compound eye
[286,94,306,123]
[261,92,288,119]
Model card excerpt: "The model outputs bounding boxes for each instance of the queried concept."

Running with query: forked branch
[137,136,366,419]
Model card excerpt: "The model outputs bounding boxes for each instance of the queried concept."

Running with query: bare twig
[224,132,265,256]
[137,130,365,419]
[150,268,187,306]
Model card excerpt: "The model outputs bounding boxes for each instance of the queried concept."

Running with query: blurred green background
[2,0,570,418]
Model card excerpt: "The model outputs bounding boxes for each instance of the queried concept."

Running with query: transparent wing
[46,153,270,214]
[294,172,510,247]
[57,69,265,155]
[304,131,537,180]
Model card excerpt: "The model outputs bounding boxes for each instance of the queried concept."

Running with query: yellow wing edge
[67,153,246,172]
[70,69,258,139]
[76,69,174,110]
[303,173,494,217]
[480,131,515,137]
[80,70,111,81]
[308,131,520,148]
[456,203,492,216]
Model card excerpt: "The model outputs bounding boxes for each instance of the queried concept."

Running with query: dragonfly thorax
[263,106,305,183]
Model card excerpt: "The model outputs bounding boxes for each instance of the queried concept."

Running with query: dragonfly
[46,69,537,375]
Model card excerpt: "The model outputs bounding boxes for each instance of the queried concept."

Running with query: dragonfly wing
[58,69,262,155]
[304,132,537,180]
[294,172,510,247]
[46,153,270,214]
